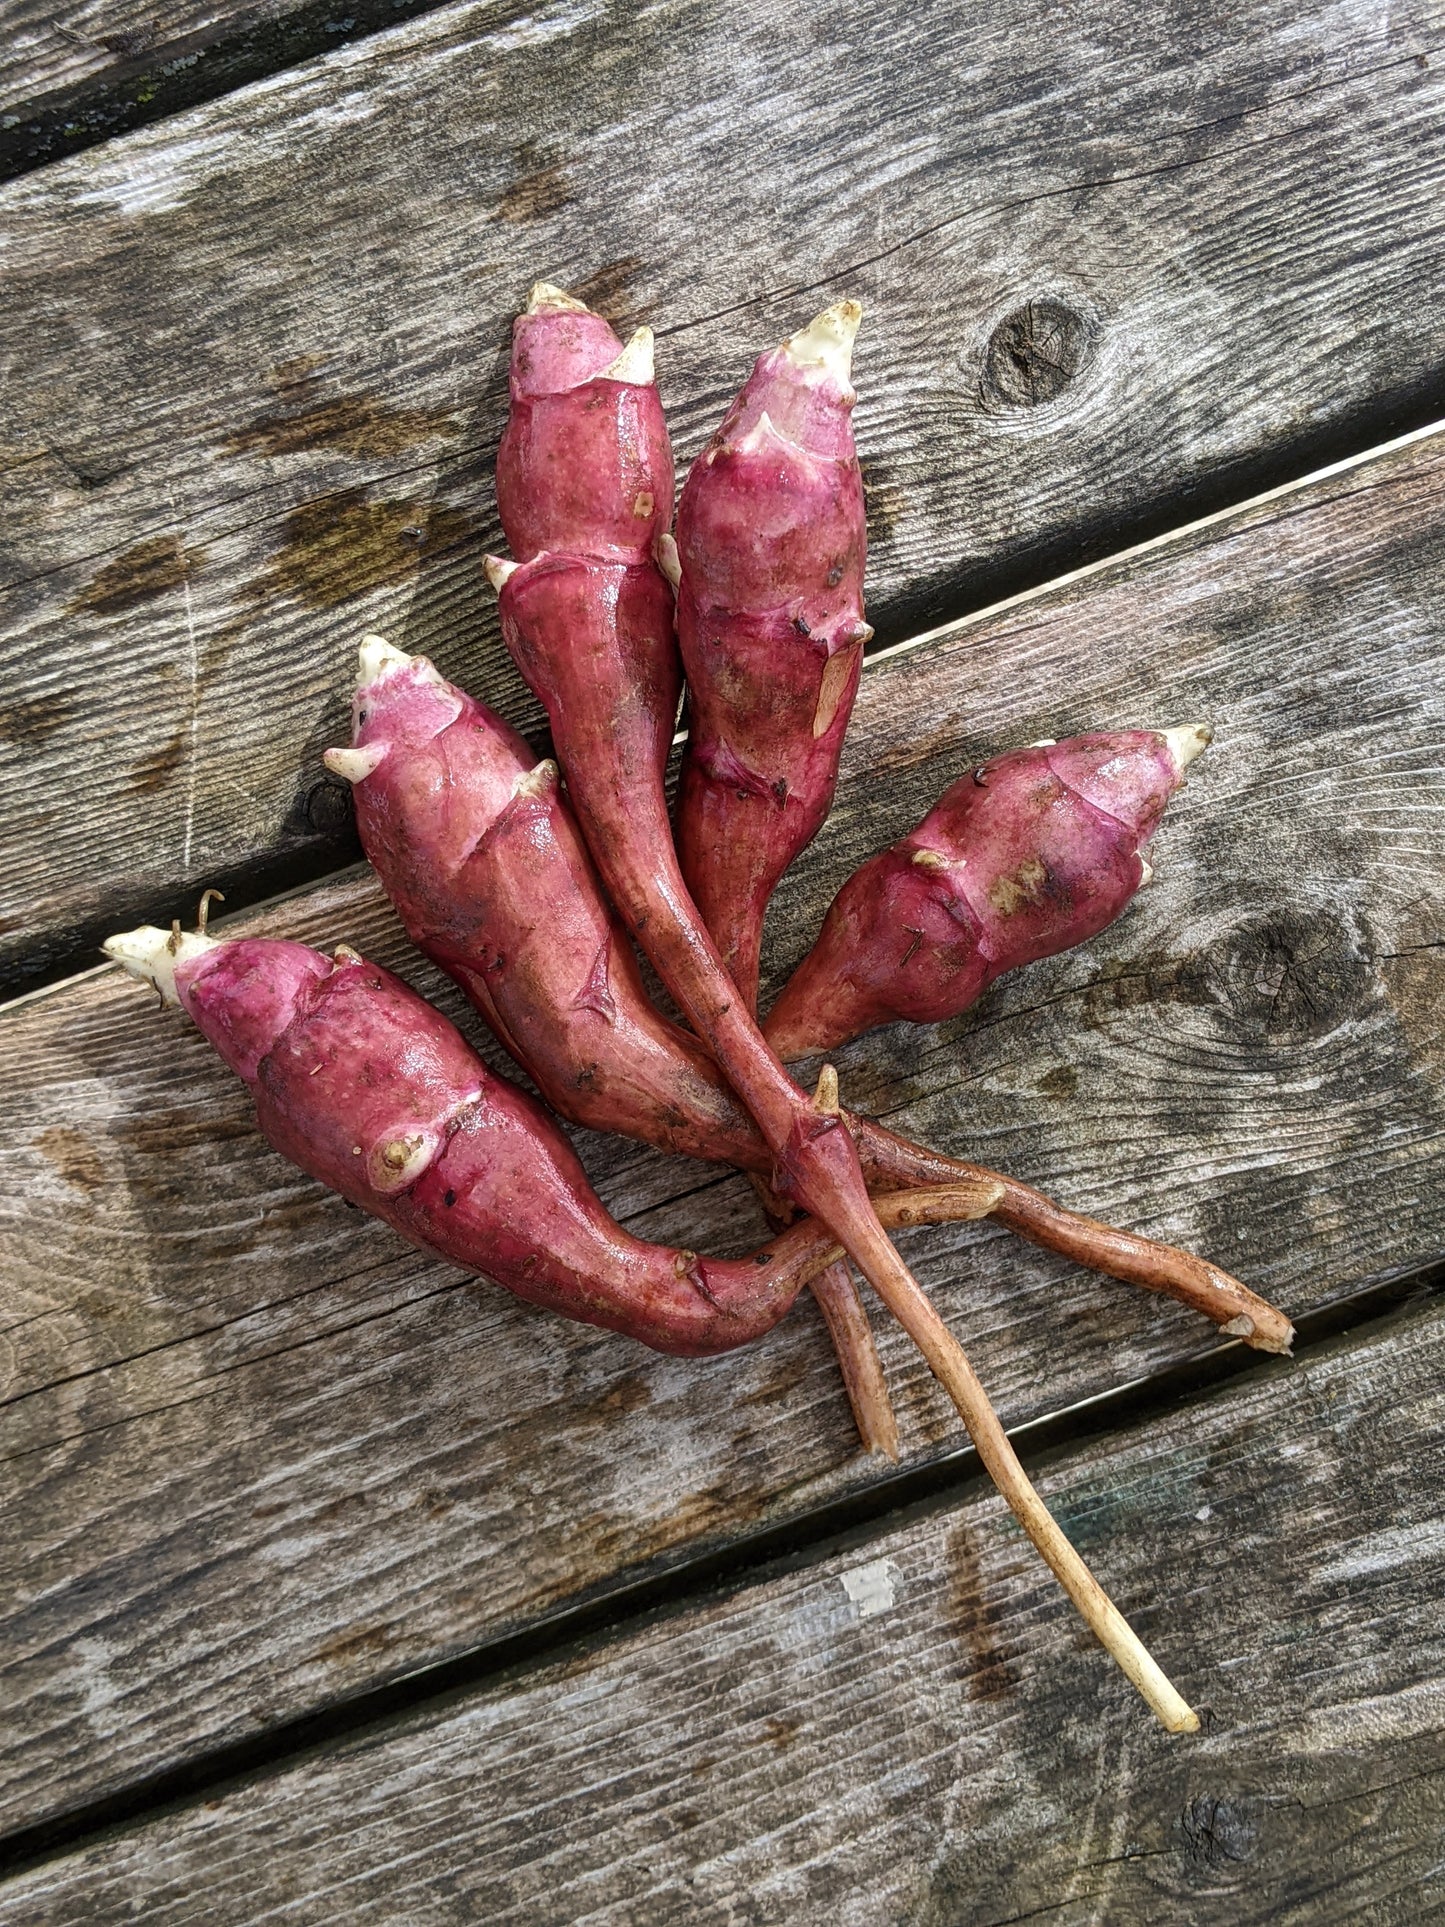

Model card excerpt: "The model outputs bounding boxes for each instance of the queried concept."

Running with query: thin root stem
[847,1206,1200,1733]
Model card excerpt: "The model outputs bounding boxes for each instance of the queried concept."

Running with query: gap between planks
[7,409,1443,1021]
[0,1256,1437,1884]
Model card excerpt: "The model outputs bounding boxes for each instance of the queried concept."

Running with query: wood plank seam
[5,412,1442,1018]
[0,1261,1436,1884]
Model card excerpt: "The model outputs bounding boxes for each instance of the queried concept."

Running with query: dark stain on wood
[497,147,573,224]
[260,489,480,608]
[739,1354,812,1405]
[1038,1063,1078,1098]
[571,256,646,321]
[70,535,207,618]
[310,1624,397,1668]
[981,298,1094,410]
[112,1107,257,1156]
[570,1374,652,1427]
[35,1125,106,1193]
[125,726,187,796]
[0,692,75,746]
[946,1523,1019,1701]
[860,458,905,547]
[1179,1793,1258,1868]
[753,1713,802,1750]
[225,393,463,461]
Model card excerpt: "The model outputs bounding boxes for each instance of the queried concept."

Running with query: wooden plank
[1,3,282,116]
[3,0,1444,989]
[2,431,1441,1842]
[0,0,445,182]
[4,1293,1441,1922]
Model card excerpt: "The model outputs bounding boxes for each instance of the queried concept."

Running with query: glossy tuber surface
[766,728,1210,1059]
[102,924,996,1357]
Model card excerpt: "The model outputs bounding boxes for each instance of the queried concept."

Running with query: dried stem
[847,1204,1200,1734]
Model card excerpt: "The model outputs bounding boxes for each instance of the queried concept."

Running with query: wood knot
[981,298,1092,409]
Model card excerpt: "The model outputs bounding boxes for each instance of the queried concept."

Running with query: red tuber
[766,728,1210,1058]
[668,300,869,1007]
[102,921,999,1356]
[486,284,1202,1730]
[330,639,1294,1360]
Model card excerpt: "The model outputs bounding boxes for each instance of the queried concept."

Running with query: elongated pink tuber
[490,285,895,1454]
[671,300,870,1006]
[766,729,1210,1059]
[103,923,998,1356]
[328,638,760,1169]
[669,300,887,1448]
[328,639,1293,1360]
[489,285,1201,1730]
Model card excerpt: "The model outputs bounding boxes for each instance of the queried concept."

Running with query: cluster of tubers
[107,284,1294,1732]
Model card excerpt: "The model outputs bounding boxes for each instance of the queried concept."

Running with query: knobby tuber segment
[486,285,1201,1730]
[670,299,870,1009]
[103,923,1000,1357]
[766,729,1210,1058]
[668,299,883,1447]
[98,271,1299,1732]
[329,639,1292,1359]
[488,281,893,1454]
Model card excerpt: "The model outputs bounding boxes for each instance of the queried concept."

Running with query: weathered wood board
[0,0,443,181]
[5,1293,1441,1924]
[3,430,1441,1844]
[4,0,1445,987]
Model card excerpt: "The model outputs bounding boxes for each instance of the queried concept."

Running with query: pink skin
[496,296,673,565]
[766,733,1190,1061]
[670,303,880,1445]
[340,652,762,1169]
[332,663,1290,1355]
[156,934,859,1356]
[674,303,870,1007]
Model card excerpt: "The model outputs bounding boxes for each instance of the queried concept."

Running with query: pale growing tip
[654,531,682,589]
[357,634,413,688]
[484,554,519,594]
[1161,722,1213,776]
[784,299,862,387]
[103,924,218,1006]
[911,848,949,871]
[812,1063,841,1115]
[527,280,588,314]
[1138,856,1155,886]
[324,742,389,785]
[1029,738,1057,748]
[368,1129,440,1195]
[513,758,558,798]
[599,325,655,385]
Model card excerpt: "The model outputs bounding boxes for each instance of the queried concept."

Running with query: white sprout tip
[484,554,520,594]
[1162,722,1213,775]
[1029,737,1057,748]
[1138,856,1154,886]
[324,742,389,784]
[357,634,413,688]
[784,299,862,385]
[600,326,655,385]
[513,758,558,798]
[527,280,587,314]
[911,848,949,871]
[655,531,682,589]
[103,924,218,1005]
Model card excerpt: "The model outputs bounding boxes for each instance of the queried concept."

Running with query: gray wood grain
[1,2,289,116]
[3,0,1445,987]
[6,1294,1442,1924]
[2,429,1441,1842]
